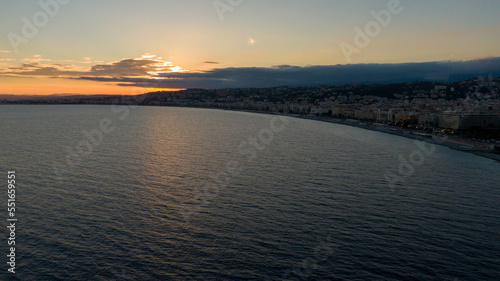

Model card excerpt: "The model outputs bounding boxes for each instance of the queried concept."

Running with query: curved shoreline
[202,107,500,162]
[6,103,500,162]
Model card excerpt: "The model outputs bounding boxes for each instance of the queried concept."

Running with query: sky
[1,0,500,95]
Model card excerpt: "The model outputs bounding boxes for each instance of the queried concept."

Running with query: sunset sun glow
[1,0,499,97]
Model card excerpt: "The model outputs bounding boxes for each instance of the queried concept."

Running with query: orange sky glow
[1,1,500,96]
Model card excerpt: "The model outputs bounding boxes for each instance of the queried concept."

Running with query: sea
[0,104,499,280]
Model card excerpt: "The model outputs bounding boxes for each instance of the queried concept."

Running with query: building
[376,109,394,123]
[395,113,420,125]
[418,114,439,127]
[439,114,500,130]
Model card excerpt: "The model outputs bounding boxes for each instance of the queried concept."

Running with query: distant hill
[0,94,133,101]
[2,77,498,105]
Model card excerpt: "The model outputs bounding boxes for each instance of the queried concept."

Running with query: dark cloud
[89,59,161,76]
[5,63,83,76]
[77,57,500,89]
[0,58,173,78]
[203,61,220,64]
[4,56,500,89]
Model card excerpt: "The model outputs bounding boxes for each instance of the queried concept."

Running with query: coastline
[211,107,500,162]
[295,116,500,162]
[5,103,500,162]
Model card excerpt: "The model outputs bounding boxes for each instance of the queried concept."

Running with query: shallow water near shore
[1,104,499,280]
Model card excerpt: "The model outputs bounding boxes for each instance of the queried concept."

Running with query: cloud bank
[83,57,500,89]
[2,55,500,90]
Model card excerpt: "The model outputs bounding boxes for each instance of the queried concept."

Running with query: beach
[288,114,500,162]
[218,108,500,162]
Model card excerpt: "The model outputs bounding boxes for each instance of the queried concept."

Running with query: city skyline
[1,0,500,95]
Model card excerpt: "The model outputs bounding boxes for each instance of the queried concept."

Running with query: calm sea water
[1,104,499,281]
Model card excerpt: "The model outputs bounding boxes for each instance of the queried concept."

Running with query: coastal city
[6,77,500,141]
[3,1,500,280]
